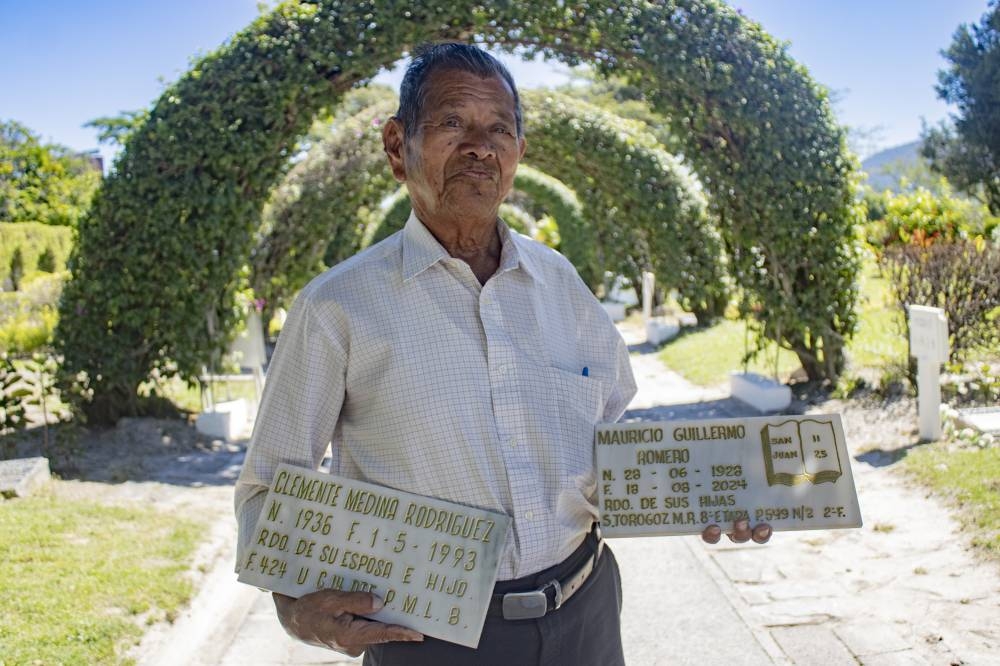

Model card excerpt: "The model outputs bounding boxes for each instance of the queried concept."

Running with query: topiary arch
[58,0,860,421]
[254,89,726,321]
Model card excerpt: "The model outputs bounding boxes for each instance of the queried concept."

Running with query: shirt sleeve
[601,332,637,423]
[233,292,347,572]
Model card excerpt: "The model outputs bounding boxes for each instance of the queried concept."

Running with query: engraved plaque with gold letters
[595,415,862,537]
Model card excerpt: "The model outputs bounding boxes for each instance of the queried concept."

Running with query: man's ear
[517,135,527,162]
[382,117,407,183]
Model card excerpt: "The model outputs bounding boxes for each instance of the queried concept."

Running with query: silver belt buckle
[501,590,548,620]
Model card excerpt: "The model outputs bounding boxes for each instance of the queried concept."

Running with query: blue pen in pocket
[582,366,589,377]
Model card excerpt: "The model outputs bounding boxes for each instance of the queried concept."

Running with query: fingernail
[371,596,384,610]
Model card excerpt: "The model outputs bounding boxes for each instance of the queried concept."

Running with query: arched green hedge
[519,90,728,318]
[271,91,723,317]
[59,0,860,420]
[251,96,397,319]
[503,165,590,282]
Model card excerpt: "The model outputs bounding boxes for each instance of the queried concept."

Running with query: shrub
[865,186,999,253]
[0,273,64,354]
[0,223,74,287]
[883,240,1000,362]
[0,306,57,355]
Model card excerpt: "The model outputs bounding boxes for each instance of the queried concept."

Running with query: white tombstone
[195,398,249,441]
[730,372,792,413]
[645,317,680,346]
[230,310,268,371]
[908,305,949,441]
[642,271,655,321]
[678,311,698,328]
[607,274,638,306]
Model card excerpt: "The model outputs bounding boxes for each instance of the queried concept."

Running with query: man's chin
[443,190,502,217]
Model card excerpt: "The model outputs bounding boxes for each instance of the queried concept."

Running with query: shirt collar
[402,210,546,284]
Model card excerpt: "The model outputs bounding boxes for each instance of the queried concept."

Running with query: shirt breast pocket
[542,367,606,480]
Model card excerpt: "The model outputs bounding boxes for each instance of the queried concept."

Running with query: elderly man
[235,43,768,665]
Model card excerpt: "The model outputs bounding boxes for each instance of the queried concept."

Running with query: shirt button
[525,511,534,520]
[506,437,516,448]
[497,365,510,376]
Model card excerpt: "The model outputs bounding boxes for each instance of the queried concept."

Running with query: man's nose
[462,126,496,160]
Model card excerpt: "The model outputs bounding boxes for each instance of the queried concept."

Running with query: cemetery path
[131,323,1000,666]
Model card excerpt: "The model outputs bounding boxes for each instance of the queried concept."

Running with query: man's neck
[419,212,502,285]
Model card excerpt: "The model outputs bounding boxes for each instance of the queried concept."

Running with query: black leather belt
[487,525,604,620]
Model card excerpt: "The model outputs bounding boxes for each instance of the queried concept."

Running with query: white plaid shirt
[235,212,636,579]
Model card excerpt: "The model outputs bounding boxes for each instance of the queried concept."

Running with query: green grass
[0,487,206,665]
[846,260,908,370]
[904,443,1000,558]
[657,318,802,386]
[657,258,909,387]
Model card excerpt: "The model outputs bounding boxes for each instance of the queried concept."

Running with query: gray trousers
[363,546,625,666]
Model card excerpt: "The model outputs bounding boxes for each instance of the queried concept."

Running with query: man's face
[384,68,526,226]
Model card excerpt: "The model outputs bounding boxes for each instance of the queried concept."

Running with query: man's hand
[272,590,424,657]
[701,519,772,545]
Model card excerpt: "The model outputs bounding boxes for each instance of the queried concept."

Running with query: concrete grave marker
[730,372,792,413]
[641,271,681,345]
[229,310,268,371]
[908,305,949,441]
[0,457,50,499]
[596,415,861,537]
[956,407,1000,434]
[238,465,510,648]
[642,271,655,321]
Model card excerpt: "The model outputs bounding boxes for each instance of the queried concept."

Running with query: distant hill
[861,141,922,192]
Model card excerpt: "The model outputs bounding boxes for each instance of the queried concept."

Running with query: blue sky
[1,0,991,164]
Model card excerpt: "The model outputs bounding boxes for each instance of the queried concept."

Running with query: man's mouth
[454,168,496,180]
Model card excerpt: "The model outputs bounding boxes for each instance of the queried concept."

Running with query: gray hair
[395,43,524,139]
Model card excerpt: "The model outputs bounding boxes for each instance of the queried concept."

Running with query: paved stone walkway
[137,325,1000,665]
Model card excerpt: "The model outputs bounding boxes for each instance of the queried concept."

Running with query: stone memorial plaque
[0,457,50,499]
[596,415,861,537]
[238,464,511,648]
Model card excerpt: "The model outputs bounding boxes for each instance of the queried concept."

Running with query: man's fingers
[727,518,751,543]
[704,520,769,545]
[305,589,384,617]
[701,524,722,544]
[752,523,773,544]
[348,616,425,644]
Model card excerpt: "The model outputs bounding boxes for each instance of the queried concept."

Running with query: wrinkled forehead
[419,68,518,119]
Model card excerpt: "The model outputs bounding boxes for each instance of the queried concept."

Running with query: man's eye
[493,126,511,135]
[444,118,461,128]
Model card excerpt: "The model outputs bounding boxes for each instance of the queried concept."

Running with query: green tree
[0,120,101,227]
[84,110,149,150]
[922,1,1000,214]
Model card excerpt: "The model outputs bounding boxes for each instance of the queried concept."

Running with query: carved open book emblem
[760,419,842,486]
